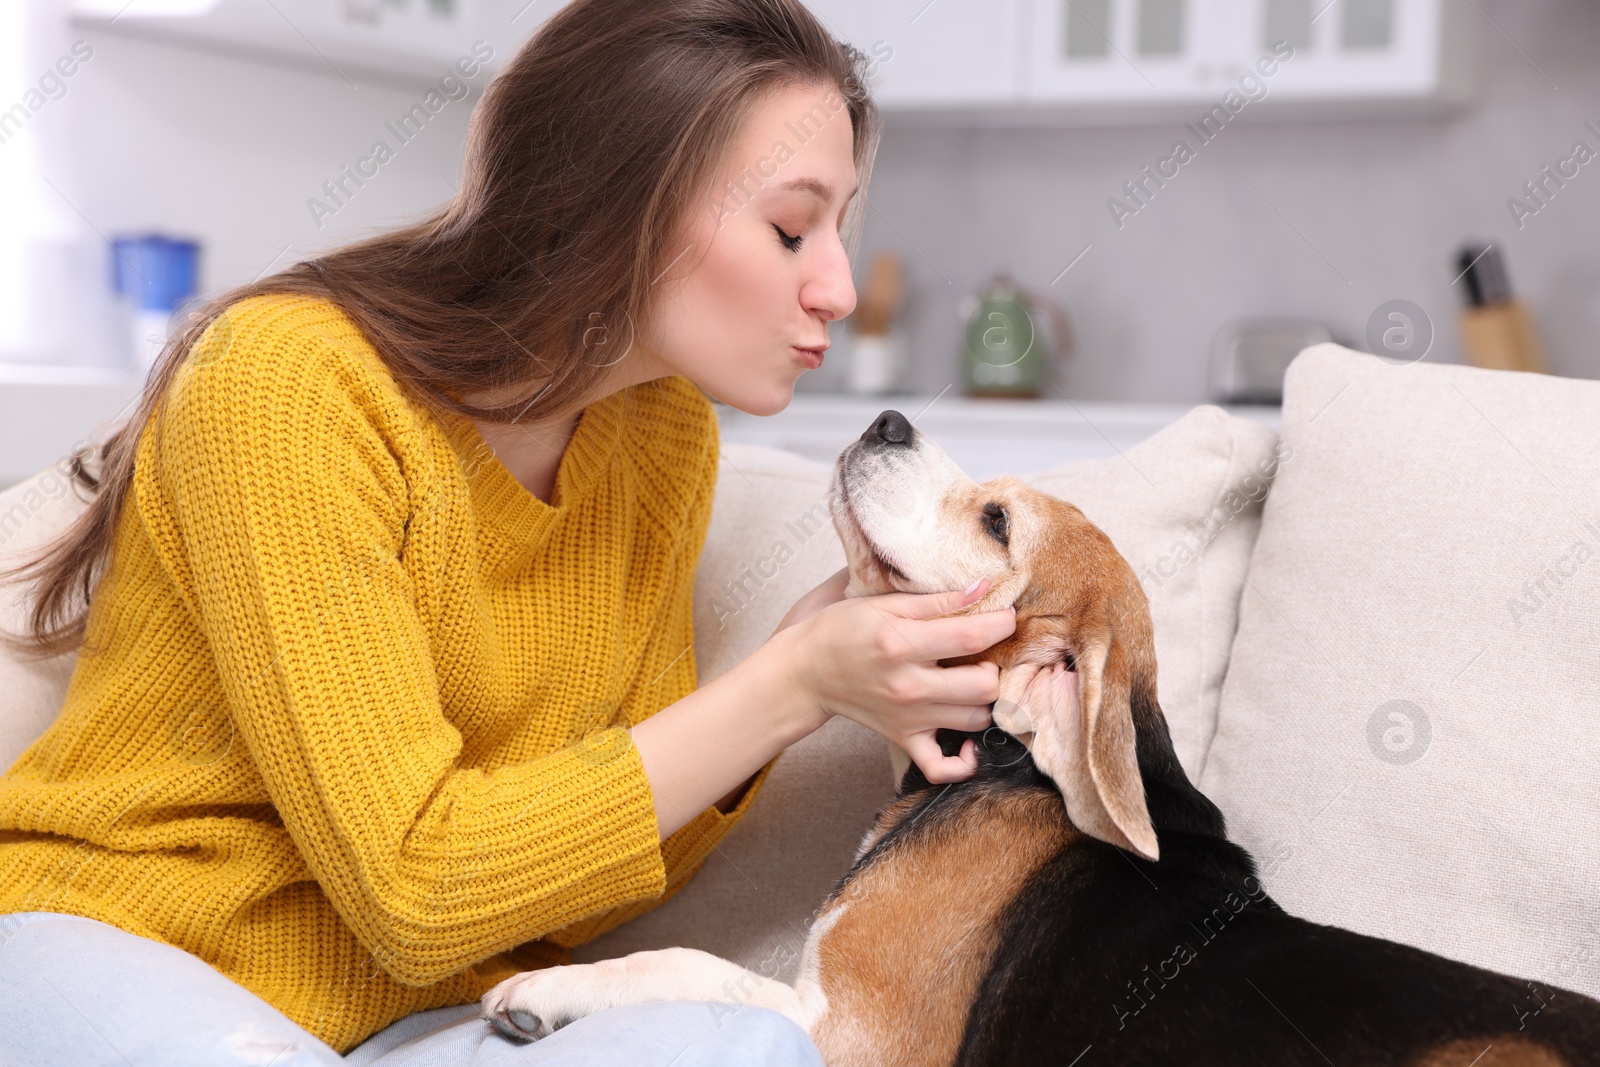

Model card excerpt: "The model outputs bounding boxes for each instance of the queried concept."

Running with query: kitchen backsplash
[25,0,1600,403]
[854,0,1600,401]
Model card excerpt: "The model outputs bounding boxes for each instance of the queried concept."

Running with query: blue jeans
[0,911,823,1066]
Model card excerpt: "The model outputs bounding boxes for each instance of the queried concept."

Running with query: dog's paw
[480,966,591,1042]
[482,1003,549,1043]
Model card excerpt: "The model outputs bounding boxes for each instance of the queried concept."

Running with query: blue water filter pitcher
[111,235,200,371]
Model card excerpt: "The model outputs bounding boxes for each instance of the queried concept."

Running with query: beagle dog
[482,410,1600,1065]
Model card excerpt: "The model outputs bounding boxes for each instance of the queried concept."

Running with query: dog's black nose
[863,410,912,447]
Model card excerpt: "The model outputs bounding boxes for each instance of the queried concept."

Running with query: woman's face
[640,80,860,416]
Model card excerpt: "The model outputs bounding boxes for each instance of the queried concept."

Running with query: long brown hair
[2,0,877,659]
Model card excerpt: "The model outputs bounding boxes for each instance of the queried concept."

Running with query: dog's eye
[982,501,1009,546]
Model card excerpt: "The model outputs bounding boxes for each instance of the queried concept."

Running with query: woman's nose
[805,237,858,322]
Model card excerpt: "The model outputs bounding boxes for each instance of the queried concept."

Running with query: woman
[0,1,1015,1063]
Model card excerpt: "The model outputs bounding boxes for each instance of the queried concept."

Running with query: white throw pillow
[576,405,1285,977]
[1020,406,1284,777]
[1201,343,1600,999]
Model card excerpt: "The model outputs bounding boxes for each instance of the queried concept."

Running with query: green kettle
[959,274,1073,398]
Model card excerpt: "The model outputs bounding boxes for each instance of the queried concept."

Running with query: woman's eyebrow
[778,177,858,204]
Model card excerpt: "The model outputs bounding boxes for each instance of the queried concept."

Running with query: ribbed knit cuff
[533,749,784,951]
[517,726,669,918]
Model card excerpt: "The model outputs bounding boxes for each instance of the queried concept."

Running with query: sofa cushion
[1200,343,1600,999]
[575,405,1283,978]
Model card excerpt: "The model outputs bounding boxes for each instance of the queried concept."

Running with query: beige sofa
[3,342,1596,1008]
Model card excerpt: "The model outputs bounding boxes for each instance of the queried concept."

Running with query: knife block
[1459,301,1545,374]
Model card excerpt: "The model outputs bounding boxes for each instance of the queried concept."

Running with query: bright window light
[0,5,34,360]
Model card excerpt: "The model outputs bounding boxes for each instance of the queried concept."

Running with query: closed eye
[773,224,804,252]
[982,501,1009,547]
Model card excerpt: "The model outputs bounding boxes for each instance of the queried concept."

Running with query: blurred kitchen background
[2,0,1597,484]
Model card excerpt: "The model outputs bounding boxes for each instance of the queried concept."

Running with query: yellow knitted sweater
[0,293,776,1053]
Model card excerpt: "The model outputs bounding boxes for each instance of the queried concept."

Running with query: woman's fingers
[901,730,978,784]
[877,579,990,620]
[903,608,1016,663]
[915,660,1001,708]
[851,578,1015,663]
[796,578,1013,764]
[859,603,1014,665]
[920,702,995,733]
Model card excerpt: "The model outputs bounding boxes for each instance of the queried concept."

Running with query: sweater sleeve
[541,434,781,949]
[140,323,669,988]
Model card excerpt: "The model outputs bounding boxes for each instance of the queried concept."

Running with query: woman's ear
[993,640,1159,861]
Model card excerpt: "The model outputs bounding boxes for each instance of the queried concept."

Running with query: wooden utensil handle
[1459,302,1545,374]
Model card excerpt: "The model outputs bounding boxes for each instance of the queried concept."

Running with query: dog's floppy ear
[993,632,1159,861]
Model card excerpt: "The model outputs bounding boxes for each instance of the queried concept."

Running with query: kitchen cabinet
[804,0,1027,108]
[1024,0,1471,108]
[808,0,1473,120]
[69,0,1473,114]
[71,0,527,86]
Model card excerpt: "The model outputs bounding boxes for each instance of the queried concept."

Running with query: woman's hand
[772,566,850,636]
[771,577,1015,784]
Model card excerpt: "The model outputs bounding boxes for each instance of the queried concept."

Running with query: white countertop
[716,391,1280,483]
[0,365,1281,492]
[0,365,145,491]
